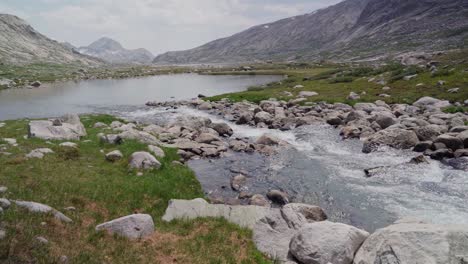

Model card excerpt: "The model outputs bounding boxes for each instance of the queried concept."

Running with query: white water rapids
[117,106,468,231]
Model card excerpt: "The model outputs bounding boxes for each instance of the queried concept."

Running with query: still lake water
[0,74,282,120]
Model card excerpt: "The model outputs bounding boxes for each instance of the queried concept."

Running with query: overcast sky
[0,0,342,56]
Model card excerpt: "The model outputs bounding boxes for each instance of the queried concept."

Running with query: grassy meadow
[0,115,271,264]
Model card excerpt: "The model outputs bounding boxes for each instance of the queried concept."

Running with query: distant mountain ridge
[153,0,468,64]
[0,14,101,65]
[78,37,154,64]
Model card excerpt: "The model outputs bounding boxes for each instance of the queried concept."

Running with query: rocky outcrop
[28,114,87,141]
[95,214,155,239]
[354,222,468,264]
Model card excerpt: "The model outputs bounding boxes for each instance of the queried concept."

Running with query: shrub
[431,69,454,78]
[443,106,468,114]
[329,76,354,83]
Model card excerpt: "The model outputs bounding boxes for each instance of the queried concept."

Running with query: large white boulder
[290,221,369,264]
[354,223,468,264]
[95,214,154,239]
[28,114,86,140]
[162,198,273,229]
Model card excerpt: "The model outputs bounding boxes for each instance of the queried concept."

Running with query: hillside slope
[78,37,154,64]
[0,14,102,65]
[153,0,468,64]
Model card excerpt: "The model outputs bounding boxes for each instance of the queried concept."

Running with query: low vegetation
[207,51,468,105]
[0,115,271,264]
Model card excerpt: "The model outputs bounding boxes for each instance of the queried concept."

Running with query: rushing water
[117,106,468,232]
[0,74,282,120]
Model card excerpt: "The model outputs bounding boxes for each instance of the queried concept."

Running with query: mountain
[0,14,101,65]
[153,0,468,64]
[77,37,154,64]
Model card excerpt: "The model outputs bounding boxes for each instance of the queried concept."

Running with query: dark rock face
[153,0,468,64]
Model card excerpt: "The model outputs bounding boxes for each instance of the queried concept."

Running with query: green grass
[0,115,271,264]
[443,106,468,114]
[207,50,468,105]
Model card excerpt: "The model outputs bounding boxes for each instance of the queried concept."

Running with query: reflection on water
[0,74,282,120]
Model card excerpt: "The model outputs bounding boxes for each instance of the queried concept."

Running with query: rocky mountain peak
[88,37,124,52]
[78,37,154,64]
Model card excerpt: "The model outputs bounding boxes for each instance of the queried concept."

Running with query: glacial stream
[117,106,468,232]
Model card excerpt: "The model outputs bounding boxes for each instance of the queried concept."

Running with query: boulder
[413,96,451,109]
[14,200,72,223]
[414,125,443,141]
[26,148,54,159]
[118,130,160,145]
[457,130,468,148]
[143,124,165,135]
[195,133,220,144]
[254,111,273,124]
[129,152,161,170]
[253,204,328,262]
[256,134,284,146]
[0,198,11,209]
[290,221,369,264]
[230,174,247,191]
[59,142,78,148]
[209,122,233,136]
[30,81,41,87]
[298,91,319,97]
[99,134,123,145]
[413,141,433,152]
[326,114,343,126]
[28,114,86,140]
[198,102,213,110]
[281,203,327,229]
[363,128,419,153]
[162,198,273,229]
[249,194,270,207]
[95,214,154,239]
[93,122,108,128]
[348,92,360,100]
[434,134,464,151]
[148,145,165,158]
[374,113,398,129]
[105,150,123,162]
[354,223,468,264]
[266,190,289,205]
